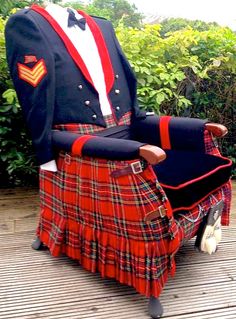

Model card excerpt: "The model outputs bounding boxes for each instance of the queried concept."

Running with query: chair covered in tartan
[5,5,232,318]
[36,113,232,318]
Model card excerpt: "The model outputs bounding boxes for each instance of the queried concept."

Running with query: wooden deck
[0,183,235,318]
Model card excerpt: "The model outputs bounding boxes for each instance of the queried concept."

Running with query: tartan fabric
[204,130,221,156]
[37,119,232,298]
[204,130,232,225]
[53,112,131,133]
[175,188,223,243]
[38,158,227,297]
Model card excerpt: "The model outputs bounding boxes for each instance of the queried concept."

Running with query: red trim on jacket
[31,5,115,94]
[78,10,114,94]
[31,5,94,87]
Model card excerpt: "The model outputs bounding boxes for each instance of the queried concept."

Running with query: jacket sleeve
[5,10,56,165]
[52,130,146,160]
[5,10,146,164]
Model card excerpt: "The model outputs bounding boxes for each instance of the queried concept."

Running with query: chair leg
[148,296,164,318]
[31,237,43,250]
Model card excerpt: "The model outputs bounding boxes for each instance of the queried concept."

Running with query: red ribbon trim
[78,10,114,94]
[159,116,172,150]
[72,135,95,156]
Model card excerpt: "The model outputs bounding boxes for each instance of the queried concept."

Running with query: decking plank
[0,188,39,200]
[0,229,235,318]
[0,279,236,319]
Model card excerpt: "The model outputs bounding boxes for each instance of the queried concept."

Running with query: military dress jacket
[5,5,146,165]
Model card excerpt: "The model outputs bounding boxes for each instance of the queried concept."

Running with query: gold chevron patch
[17,59,47,87]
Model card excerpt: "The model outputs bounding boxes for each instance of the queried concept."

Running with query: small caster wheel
[32,237,43,250]
[148,296,163,318]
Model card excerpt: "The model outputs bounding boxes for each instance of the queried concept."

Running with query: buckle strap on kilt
[144,206,167,222]
[111,160,145,178]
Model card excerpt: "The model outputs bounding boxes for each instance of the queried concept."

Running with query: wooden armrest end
[139,145,166,165]
[205,123,228,138]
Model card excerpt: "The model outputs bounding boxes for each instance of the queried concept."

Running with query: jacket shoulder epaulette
[90,15,108,21]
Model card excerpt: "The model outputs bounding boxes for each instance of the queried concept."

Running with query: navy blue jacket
[5,5,146,164]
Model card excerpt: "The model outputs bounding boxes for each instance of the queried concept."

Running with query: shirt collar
[45,4,83,27]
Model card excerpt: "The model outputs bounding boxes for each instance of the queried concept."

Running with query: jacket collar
[31,4,114,94]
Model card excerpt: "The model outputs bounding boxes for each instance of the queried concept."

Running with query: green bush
[0,17,235,187]
[159,17,220,37]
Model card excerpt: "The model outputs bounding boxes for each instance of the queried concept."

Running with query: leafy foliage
[1,1,29,17]
[64,0,143,28]
[159,17,220,37]
[92,0,143,27]
[0,0,61,17]
[63,1,112,21]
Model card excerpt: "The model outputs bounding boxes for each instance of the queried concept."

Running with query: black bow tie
[67,8,86,30]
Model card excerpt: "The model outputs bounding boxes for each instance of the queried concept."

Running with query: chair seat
[153,151,232,212]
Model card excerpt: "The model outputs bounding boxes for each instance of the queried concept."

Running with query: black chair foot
[148,297,163,318]
[31,237,43,250]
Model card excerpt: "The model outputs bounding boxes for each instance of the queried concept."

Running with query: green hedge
[0,18,235,186]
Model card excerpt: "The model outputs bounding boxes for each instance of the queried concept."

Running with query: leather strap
[94,125,131,139]
[111,161,145,178]
[144,206,167,222]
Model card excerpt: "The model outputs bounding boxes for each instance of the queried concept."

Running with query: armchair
[5,4,232,318]
[35,113,231,318]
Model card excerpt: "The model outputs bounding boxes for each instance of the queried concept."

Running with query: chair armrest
[139,145,166,165]
[52,130,166,164]
[52,130,161,161]
[205,123,228,138]
[132,115,207,152]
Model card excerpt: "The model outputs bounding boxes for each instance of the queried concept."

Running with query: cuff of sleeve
[40,160,58,172]
[72,135,96,156]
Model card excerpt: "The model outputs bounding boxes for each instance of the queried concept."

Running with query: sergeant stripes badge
[17,59,47,87]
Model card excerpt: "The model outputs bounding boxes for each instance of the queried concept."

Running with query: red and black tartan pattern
[53,112,131,133]
[204,130,232,225]
[204,130,221,156]
[175,189,223,243]
[37,120,231,298]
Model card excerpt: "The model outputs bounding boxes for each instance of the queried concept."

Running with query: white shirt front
[46,3,112,116]
[41,4,113,171]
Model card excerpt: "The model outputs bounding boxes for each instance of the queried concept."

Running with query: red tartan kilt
[37,148,231,298]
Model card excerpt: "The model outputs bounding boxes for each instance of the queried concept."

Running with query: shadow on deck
[0,182,235,319]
